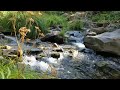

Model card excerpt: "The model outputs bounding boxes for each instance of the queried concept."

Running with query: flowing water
[4,31,120,79]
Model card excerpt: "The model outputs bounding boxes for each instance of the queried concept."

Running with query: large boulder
[41,33,64,44]
[88,27,108,35]
[84,29,120,56]
[95,61,120,79]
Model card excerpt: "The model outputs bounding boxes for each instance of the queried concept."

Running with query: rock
[1,32,12,35]
[50,30,60,35]
[95,61,120,79]
[2,49,17,56]
[26,48,42,55]
[53,48,64,52]
[84,29,120,56]
[1,51,18,60]
[0,45,12,50]
[68,49,78,58]
[5,45,12,50]
[25,39,42,46]
[51,52,60,59]
[92,22,109,28]
[68,36,84,43]
[95,61,110,68]
[62,13,69,17]
[0,33,5,39]
[72,43,86,51]
[106,24,119,32]
[2,46,42,56]
[58,53,64,60]
[41,33,64,44]
[86,32,97,36]
[36,53,47,60]
[65,31,82,37]
[52,43,59,48]
[68,12,86,21]
[65,31,84,43]
[62,45,76,50]
[4,36,17,44]
[7,55,18,59]
[89,27,108,34]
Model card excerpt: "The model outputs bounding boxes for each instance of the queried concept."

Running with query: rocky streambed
[0,29,120,79]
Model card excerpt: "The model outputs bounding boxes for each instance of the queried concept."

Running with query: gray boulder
[84,29,120,56]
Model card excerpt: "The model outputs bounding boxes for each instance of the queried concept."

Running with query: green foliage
[0,57,57,79]
[0,11,69,39]
[0,11,47,39]
[43,11,64,15]
[41,14,68,28]
[89,11,120,23]
[68,20,84,30]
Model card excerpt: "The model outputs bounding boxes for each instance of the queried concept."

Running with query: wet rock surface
[41,30,65,44]
[0,30,120,79]
[84,29,120,56]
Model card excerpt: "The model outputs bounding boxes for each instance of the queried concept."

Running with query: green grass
[0,11,69,39]
[89,11,120,23]
[41,13,68,28]
[68,20,84,30]
[0,11,47,39]
[0,56,57,79]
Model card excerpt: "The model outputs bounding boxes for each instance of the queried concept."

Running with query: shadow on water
[96,51,120,58]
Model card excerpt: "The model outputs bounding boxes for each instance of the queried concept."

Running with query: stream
[2,31,120,79]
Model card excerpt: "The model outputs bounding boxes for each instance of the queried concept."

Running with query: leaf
[0,71,5,79]
[6,67,11,79]
[21,74,26,79]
